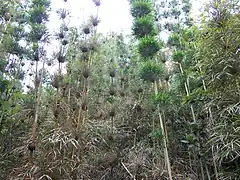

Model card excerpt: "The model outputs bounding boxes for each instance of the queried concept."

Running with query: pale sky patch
[48,0,208,33]
[48,0,133,35]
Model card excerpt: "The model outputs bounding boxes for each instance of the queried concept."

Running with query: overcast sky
[48,0,208,35]
[48,0,133,34]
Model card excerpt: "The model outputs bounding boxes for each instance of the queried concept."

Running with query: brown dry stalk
[29,58,46,159]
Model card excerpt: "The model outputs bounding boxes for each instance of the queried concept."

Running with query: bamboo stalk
[205,162,211,180]
[200,159,205,180]
[179,63,196,122]
[30,57,46,159]
[178,62,200,174]
[154,80,173,180]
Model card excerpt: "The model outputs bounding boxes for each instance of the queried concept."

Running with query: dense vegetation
[0,0,240,179]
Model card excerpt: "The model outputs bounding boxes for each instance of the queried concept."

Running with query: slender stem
[154,80,173,180]
[200,159,205,180]
[111,116,114,134]
[179,63,196,123]
[205,163,211,180]
[30,57,46,158]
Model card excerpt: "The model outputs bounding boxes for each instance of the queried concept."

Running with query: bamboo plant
[27,0,51,159]
[130,0,173,179]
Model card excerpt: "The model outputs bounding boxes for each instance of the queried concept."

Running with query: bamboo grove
[0,0,240,179]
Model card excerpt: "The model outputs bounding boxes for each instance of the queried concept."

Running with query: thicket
[0,0,240,179]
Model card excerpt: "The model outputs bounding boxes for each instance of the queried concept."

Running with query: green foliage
[167,33,181,47]
[172,50,184,63]
[27,0,50,44]
[0,79,10,93]
[130,0,153,18]
[137,36,161,58]
[182,133,197,145]
[132,15,156,38]
[197,13,240,88]
[153,91,173,106]
[169,73,184,93]
[0,0,240,179]
[30,0,51,7]
[181,89,212,105]
[0,60,8,72]
[28,23,48,41]
[150,128,163,138]
[181,27,195,42]
[1,34,16,52]
[191,3,240,177]
[29,4,49,23]
[139,61,164,82]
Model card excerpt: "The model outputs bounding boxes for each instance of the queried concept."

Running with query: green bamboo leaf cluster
[130,0,153,18]
[137,36,161,58]
[153,91,173,106]
[132,15,157,38]
[139,60,163,82]
[130,0,162,82]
